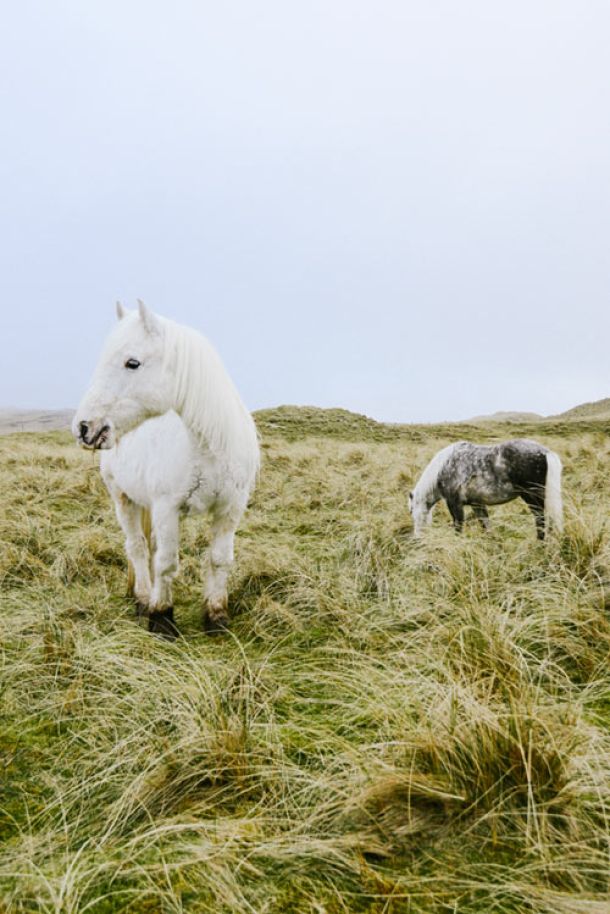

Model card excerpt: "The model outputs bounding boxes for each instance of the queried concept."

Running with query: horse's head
[408,488,431,536]
[73,301,172,449]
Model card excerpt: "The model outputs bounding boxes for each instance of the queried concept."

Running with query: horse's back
[437,439,547,505]
[500,438,548,456]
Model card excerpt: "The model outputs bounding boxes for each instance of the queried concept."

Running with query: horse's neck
[414,479,439,512]
[425,485,441,509]
[174,388,248,463]
[164,324,257,474]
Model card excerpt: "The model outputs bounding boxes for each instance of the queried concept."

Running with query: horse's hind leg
[446,497,465,533]
[112,493,152,610]
[522,492,545,541]
[472,505,491,530]
[203,511,239,635]
[148,501,180,638]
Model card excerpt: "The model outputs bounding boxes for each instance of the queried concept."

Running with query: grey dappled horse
[409,439,563,540]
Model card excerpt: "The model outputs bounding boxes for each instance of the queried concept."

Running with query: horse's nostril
[79,421,89,439]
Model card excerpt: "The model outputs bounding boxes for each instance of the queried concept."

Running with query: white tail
[545,450,563,534]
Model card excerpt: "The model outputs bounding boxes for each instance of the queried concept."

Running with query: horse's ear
[116,301,126,320]
[137,299,160,335]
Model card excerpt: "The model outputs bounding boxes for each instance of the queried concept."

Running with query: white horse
[72,301,259,637]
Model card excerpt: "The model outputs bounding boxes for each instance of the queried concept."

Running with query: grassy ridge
[1,413,610,913]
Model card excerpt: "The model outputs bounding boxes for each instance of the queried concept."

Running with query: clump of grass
[557,513,608,581]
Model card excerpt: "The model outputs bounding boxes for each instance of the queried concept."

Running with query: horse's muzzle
[76,419,114,450]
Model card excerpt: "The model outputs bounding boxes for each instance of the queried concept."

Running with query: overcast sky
[1,1,608,422]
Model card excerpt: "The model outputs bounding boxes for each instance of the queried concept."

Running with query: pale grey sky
[1,1,608,422]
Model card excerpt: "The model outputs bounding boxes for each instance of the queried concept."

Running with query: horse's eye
[124,358,141,370]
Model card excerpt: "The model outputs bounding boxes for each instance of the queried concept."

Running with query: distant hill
[253,405,409,441]
[258,399,610,437]
[0,409,74,434]
[552,397,610,421]
[464,410,543,424]
[465,397,610,424]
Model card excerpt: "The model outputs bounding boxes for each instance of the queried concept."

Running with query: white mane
[162,317,260,480]
[412,442,460,504]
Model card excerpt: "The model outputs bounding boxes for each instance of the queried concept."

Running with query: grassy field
[1,409,610,913]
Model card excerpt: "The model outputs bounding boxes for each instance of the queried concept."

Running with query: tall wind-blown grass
[1,416,609,912]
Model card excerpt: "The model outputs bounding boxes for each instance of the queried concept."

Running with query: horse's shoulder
[448,440,472,455]
[436,442,474,487]
[450,441,478,461]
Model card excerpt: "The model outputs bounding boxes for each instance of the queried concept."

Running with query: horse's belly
[463,480,516,506]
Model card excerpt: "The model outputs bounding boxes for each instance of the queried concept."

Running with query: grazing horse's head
[408,489,427,536]
[73,301,172,449]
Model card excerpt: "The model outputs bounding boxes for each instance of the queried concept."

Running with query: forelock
[102,312,162,360]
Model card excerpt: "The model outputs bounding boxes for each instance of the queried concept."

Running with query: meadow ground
[1,409,610,913]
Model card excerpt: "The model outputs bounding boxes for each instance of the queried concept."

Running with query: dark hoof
[148,607,180,640]
[203,613,230,636]
[135,601,148,620]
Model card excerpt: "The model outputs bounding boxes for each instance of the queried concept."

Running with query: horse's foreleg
[113,493,152,608]
[472,505,491,530]
[148,502,180,637]
[446,497,465,533]
[203,516,237,635]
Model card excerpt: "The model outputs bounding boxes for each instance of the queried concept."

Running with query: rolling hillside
[464,396,610,424]
[1,394,608,436]
[553,396,610,421]
[0,408,74,434]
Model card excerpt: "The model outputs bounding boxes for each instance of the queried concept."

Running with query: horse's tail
[544,450,563,534]
[126,507,152,595]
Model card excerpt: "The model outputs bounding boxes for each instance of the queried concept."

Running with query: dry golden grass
[1,413,610,913]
